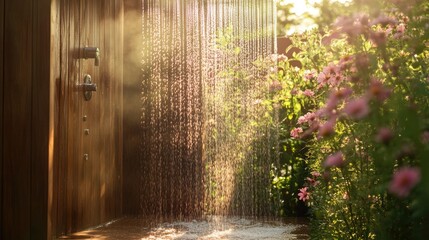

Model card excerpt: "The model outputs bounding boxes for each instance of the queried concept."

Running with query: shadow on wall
[123,0,144,215]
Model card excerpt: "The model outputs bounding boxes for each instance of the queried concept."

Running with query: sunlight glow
[278,0,353,35]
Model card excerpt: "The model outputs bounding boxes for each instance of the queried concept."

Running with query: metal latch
[83,47,100,66]
[79,74,97,101]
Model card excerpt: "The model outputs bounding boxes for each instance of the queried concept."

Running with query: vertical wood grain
[79,0,91,229]
[65,0,82,234]
[1,0,124,238]
[49,0,61,239]
[99,0,110,223]
[0,0,4,235]
[30,0,51,238]
[114,0,124,218]
[3,0,33,238]
[57,1,69,235]
[71,0,83,232]
[99,0,107,224]
[55,0,124,236]
[2,0,52,238]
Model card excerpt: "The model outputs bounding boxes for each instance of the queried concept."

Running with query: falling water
[140,0,278,222]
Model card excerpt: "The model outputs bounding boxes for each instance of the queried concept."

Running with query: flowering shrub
[269,0,429,238]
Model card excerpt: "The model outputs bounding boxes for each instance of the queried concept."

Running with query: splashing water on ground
[68,217,308,240]
[143,217,307,240]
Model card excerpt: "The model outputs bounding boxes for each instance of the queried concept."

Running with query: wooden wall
[52,0,124,237]
[1,0,51,239]
[1,0,124,239]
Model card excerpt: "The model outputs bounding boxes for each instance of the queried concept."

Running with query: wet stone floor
[59,216,308,240]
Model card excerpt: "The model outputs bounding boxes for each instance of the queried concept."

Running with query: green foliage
[269,0,429,238]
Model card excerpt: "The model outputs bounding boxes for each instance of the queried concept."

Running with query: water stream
[139,0,278,222]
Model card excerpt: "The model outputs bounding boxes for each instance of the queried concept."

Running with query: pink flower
[323,63,339,76]
[306,112,317,122]
[318,119,336,138]
[394,23,406,38]
[317,72,330,87]
[298,187,310,202]
[297,116,306,125]
[297,112,317,126]
[389,167,421,198]
[317,63,346,87]
[375,127,394,144]
[324,94,340,114]
[396,23,406,33]
[290,127,303,138]
[304,69,317,80]
[324,152,345,168]
[336,87,353,99]
[311,171,322,178]
[334,15,367,38]
[344,97,370,120]
[369,79,391,102]
[303,89,315,97]
[322,88,352,116]
[306,177,320,187]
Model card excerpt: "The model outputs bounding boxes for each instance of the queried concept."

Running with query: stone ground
[59,216,308,240]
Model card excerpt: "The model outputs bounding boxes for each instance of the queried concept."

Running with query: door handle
[79,74,97,101]
[82,82,97,92]
[82,47,100,66]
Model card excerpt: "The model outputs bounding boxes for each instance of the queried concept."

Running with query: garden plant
[268,0,429,238]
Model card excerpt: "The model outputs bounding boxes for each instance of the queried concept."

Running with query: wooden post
[2,0,50,239]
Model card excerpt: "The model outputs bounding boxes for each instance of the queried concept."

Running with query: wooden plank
[54,0,124,236]
[57,0,82,235]
[91,0,101,227]
[57,0,70,235]
[49,0,61,239]
[106,0,115,221]
[74,0,83,232]
[114,0,124,219]
[30,0,51,238]
[80,0,97,229]
[0,0,4,235]
[68,0,82,233]
[99,0,107,224]
[100,0,114,223]
[77,0,88,230]
[3,0,33,239]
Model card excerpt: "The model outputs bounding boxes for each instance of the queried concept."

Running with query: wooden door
[55,0,123,236]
